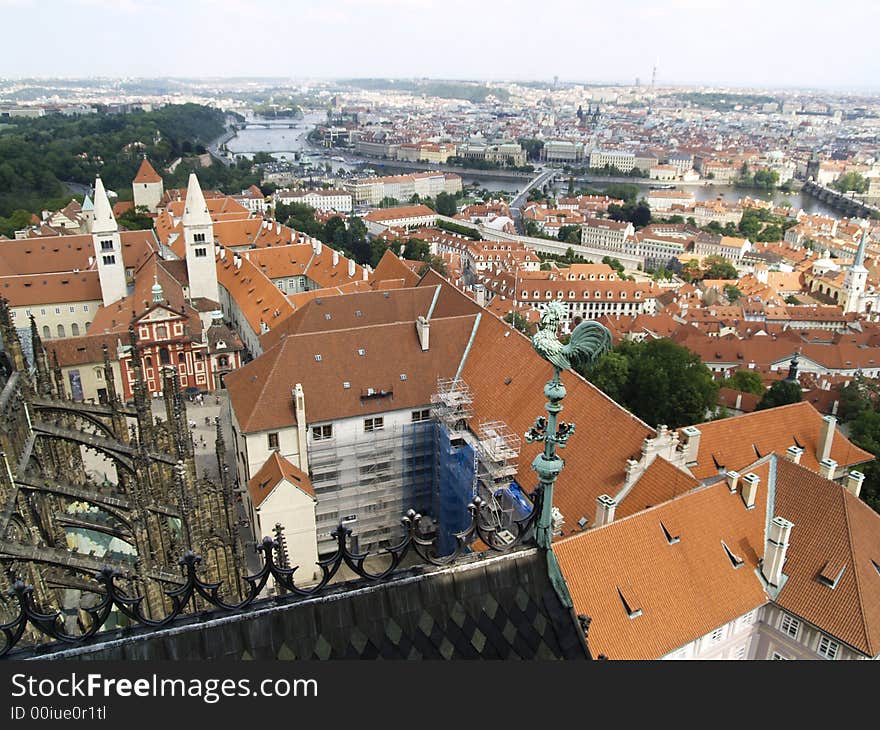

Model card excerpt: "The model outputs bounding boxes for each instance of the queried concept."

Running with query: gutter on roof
[426,285,441,321]
[454,313,481,382]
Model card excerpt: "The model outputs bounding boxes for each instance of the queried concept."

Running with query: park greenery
[670,92,778,111]
[583,338,719,428]
[0,104,278,236]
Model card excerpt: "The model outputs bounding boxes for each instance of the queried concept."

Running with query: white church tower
[132,157,164,213]
[92,176,127,307]
[843,222,870,314]
[183,173,219,302]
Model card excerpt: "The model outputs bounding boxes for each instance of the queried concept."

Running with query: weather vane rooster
[531,300,612,373]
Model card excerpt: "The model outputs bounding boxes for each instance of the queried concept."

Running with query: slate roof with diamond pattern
[26,548,590,660]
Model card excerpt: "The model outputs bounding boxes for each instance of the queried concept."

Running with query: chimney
[819,458,837,480]
[594,494,617,527]
[362,268,369,281]
[817,414,836,463]
[725,470,740,493]
[741,472,759,509]
[845,470,865,498]
[415,316,430,351]
[785,446,803,464]
[332,250,339,267]
[762,516,794,587]
[348,258,356,278]
[474,283,486,308]
[624,458,640,489]
[680,426,701,466]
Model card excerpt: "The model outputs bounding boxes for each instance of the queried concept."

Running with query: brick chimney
[415,316,430,351]
[819,458,837,480]
[680,426,701,466]
[845,470,865,498]
[817,415,836,463]
[741,472,759,509]
[762,516,793,587]
[785,446,803,464]
[348,258,356,278]
[594,494,617,527]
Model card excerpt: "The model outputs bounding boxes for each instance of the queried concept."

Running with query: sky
[1,0,878,91]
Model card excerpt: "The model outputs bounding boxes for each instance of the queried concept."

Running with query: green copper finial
[527,300,612,606]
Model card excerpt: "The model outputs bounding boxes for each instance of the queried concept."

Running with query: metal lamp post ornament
[527,300,612,605]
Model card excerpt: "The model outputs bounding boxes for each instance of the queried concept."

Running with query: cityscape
[1,1,880,665]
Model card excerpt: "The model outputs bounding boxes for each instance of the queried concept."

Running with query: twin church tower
[92,158,219,308]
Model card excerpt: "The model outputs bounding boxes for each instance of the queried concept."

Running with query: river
[226,116,842,218]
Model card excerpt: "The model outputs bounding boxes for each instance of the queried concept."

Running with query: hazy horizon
[1,0,878,92]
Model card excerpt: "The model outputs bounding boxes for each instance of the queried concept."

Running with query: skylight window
[660,521,680,545]
[314,354,322,362]
[617,585,642,619]
[722,541,744,568]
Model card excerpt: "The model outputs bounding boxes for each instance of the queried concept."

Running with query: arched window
[57,324,65,338]
[218,356,229,368]
[71,323,79,336]
[42,325,50,339]
[160,347,170,366]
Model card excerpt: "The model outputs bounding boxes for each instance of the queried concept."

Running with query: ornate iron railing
[1,497,537,658]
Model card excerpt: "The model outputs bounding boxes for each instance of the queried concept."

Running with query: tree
[0,209,34,238]
[435,191,457,217]
[703,255,737,280]
[755,380,802,411]
[845,408,880,512]
[418,254,448,277]
[504,311,534,336]
[557,225,581,244]
[403,238,430,261]
[379,196,400,208]
[723,284,742,302]
[721,369,764,396]
[582,339,719,428]
[833,171,868,194]
[784,294,801,305]
[117,205,153,231]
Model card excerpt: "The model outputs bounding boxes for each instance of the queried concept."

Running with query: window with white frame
[771,651,788,660]
[780,614,800,639]
[709,627,724,644]
[364,417,384,432]
[311,424,332,441]
[817,635,839,660]
[411,409,431,423]
[267,432,279,450]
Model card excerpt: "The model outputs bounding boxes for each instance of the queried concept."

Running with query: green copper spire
[527,301,612,606]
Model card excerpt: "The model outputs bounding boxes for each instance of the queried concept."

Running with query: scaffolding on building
[473,421,522,541]
[430,377,473,437]
[307,415,435,557]
[431,378,525,552]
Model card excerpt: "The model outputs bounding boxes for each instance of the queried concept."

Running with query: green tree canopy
[755,380,802,411]
[435,191,457,217]
[582,339,719,428]
[721,369,764,396]
[833,171,868,194]
[723,284,743,302]
[703,255,738,279]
